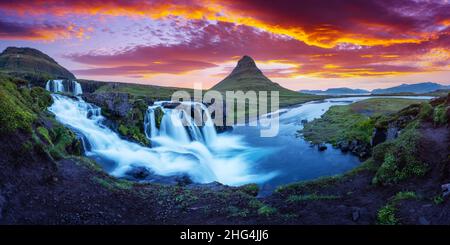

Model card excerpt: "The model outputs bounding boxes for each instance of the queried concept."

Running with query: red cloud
[1,0,448,48]
[0,19,85,41]
[68,21,449,78]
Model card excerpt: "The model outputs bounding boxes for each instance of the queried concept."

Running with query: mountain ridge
[371,82,450,94]
[300,87,370,95]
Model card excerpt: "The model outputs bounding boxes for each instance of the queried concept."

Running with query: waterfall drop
[45,80,276,186]
[45,79,83,95]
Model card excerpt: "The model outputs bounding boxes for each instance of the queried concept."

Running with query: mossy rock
[0,78,36,135]
[239,183,259,196]
[372,122,428,185]
[154,107,164,129]
[433,104,448,125]
[418,102,433,120]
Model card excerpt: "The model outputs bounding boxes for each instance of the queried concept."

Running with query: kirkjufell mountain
[212,55,298,95]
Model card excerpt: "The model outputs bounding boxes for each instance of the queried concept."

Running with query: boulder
[371,128,386,146]
[175,175,193,186]
[317,143,327,151]
[162,102,181,109]
[418,216,430,225]
[82,92,133,117]
[125,166,151,179]
[441,183,450,197]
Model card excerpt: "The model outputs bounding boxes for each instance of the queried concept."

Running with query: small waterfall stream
[46,80,275,186]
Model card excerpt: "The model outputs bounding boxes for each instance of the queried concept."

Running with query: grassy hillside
[0,47,75,86]
[95,82,195,101]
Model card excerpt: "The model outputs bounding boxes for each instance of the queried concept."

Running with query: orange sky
[0,0,449,90]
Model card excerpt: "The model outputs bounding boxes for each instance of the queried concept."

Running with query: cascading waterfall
[46,80,276,186]
[46,79,83,95]
[144,101,217,145]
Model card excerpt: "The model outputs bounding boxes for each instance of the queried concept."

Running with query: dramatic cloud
[67,21,449,78]
[1,0,448,48]
[0,0,448,87]
[0,19,87,41]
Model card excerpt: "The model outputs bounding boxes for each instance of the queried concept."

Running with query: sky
[0,0,449,90]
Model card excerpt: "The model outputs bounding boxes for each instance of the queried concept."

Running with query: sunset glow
[0,0,448,90]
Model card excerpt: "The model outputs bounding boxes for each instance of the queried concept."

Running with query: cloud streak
[67,21,449,78]
[1,0,448,48]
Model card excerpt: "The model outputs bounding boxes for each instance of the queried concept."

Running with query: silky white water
[46,80,276,185]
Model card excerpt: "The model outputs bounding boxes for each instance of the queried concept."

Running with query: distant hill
[371,82,450,94]
[0,47,75,85]
[212,56,319,106]
[300,87,370,95]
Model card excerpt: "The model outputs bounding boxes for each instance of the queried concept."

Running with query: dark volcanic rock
[82,92,132,117]
[125,167,151,179]
[162,102,181,109]
[317,143,328,151]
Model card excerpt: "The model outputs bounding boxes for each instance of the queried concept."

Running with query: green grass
[36,126,51,144]
[372,121,428,185]
[302,105,374,145]
[349,98,425,117]
[95,83,194,101]
[377,204,397,225]
[286,194,340,203]
[302,98,425,145]
[377,191,418,225]
[0,77,37,134]
[94,81,323,122]
[433,104,448,125]
[257,205,277,217]
[93,176,134,191]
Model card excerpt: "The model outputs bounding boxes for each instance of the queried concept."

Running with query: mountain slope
[212,56,320,106]
[372,82,449,94]
[0,47,75,83]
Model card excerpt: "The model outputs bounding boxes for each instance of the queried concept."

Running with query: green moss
[118,124,129,135]
[377,191,418,225]
[93,176,134,191]
[227,206,250,218]
[36,126,52,144]
[174,190,199,210]
[433,195,444,205]
[46,123,82,159]
[377,204,397,225]
[419,102,433,120]
[393,191,417,202]
[0,79,36,135]
[71,156,103,172]
[30,86,52,112]
[118,124,149,146]
[240,184,259,196]
[373,122,427,185]
[372,141,395,164]
[433,104,448,125]
[154,106,164,129]
[286,194,340,203]
[302,98,424,145]
[257,205,277,217]
[248,199,264,209]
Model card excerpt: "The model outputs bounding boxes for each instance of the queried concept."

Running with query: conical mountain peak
[229,55,261,77]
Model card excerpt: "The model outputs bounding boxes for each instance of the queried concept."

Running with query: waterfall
[144,101,218,145]
[46,83,276,186]
[45,79,83,95]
